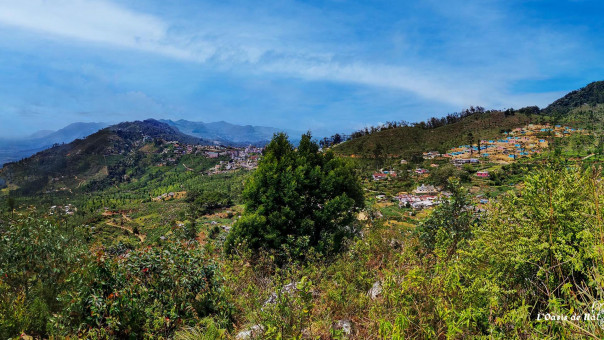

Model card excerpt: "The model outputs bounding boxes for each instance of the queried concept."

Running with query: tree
[187,189,232,217]
[416,181,477,258]
[332,133,342,145]
[225,133,364,260]
[7,196,15,218]
[467,133,474,156]
[429,164,458,188]
[476,137,481,156]
[373,142,384,169]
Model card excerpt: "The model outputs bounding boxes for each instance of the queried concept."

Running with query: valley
[2,82,604,338]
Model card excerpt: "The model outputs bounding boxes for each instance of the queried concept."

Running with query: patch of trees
[347,106,489,141]
[187,189,233,217]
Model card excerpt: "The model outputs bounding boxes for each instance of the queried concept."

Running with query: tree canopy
[225,133,364,259]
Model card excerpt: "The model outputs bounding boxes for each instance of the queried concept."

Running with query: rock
[264,282,298,306]
[390,238,402,249]
[368,281,382,300]
[236,324,264,340]
[333,319,353,335]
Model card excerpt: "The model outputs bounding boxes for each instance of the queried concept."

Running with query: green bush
[53,241,233,338]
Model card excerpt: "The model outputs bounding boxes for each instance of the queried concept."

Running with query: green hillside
[542,80,604,116]
[333,110,535,157]
[0,119,212,195]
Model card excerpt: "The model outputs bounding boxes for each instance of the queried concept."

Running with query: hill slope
[0,119,211,194]
[542,81,604,116]
[0,122,109,166]
[333,111,533,157]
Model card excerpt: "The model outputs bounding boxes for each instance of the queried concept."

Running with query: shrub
[53,241,233,338]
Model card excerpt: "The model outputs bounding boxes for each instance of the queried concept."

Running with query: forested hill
[333,81,604,157]
[542,81,604,116]
[107,119,210,146]
[0,119,212,194]
[332,110,533,157]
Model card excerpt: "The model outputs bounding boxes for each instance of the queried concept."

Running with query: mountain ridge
[542,81,604,116]
[0,122,109,166]
[159,119,302,146]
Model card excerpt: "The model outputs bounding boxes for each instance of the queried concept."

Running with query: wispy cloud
[0,0,602,136]
[0,0,568,109]
[0,0,213,61]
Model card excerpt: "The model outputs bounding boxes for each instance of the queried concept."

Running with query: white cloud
[0,0,214,61]
[0,0,585,112]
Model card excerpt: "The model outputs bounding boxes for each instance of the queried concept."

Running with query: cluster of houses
[205,146,262,175]
[161,141,205,156]
[208,158,259,175]
[49,204,77,215]
[152,191,187,202]
[396,184,452,210]
[372,168,433,181]
[372,170,397,181]
[153,141,263,174]
[205,145,262,159]
[444,124,585,164]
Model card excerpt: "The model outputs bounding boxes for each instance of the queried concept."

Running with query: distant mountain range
[4,80,604,193]
[159,119,302,146]
[0,119,301,166]
[0,122,109,166]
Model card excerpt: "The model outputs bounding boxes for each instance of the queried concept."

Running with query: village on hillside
[156,142,263,174]
[445,124,586,163]
[369,123,589,215]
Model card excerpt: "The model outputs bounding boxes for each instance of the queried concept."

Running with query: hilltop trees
[225,133,364,260]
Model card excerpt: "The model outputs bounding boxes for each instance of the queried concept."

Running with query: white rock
[368,281,382,300]
[264,282,298,306]
[236,324,264,340]
[334,319,353,335]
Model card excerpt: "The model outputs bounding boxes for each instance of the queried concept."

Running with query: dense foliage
[0,216,232,339]
[225,133,364,260]
[53,242,231,338]
[0,218,86,337]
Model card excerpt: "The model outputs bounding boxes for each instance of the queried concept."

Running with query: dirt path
[105,221,145,242]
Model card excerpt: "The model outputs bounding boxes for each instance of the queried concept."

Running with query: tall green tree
[7,196,15,218]
[225,133,364,260]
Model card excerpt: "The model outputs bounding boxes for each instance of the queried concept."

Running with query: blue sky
[0,0,603,137]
